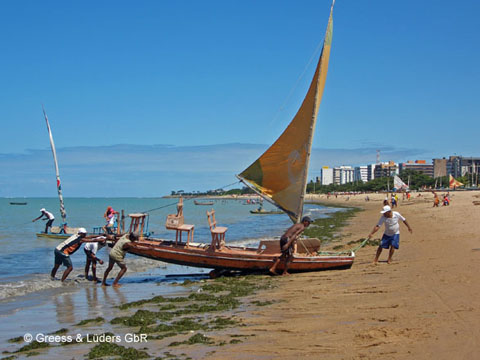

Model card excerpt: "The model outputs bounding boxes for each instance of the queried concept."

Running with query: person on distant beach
[269,216,313,276]
[433,192,440,207]
[32,208,55,233]
[383,197,390,206]
[391,194,397,208]
[51,228,104,282]
[102,232,138,287]
[367,205,413,264]
[103,206,118,234]
[84,236,107,282]
[442,194,450,206]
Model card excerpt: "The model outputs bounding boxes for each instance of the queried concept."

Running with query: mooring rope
[142,181,241,213]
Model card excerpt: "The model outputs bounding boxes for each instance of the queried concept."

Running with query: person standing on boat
[367,205,413,264]
[32,208,55,233]
[269,216,313,276]
[51,228,104,282]
[84,236,107,282]
[102,232,138,287]
[102,206,118,234]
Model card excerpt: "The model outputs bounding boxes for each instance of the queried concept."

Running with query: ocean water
[0,197,341,349]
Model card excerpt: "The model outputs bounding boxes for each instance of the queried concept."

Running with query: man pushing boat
[269,216,313,276]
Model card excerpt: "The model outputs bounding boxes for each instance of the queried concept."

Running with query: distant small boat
[194,200,214,206]
[250,208,283,215]
[10,202,27,205]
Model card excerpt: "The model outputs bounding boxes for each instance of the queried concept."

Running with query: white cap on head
[78,227,87,234]
[380,205,392,214]
[40,208,46,212]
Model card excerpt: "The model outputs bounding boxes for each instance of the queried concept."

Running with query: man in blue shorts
[367,205,413,264]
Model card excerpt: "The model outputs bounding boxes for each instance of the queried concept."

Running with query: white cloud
[0,143,427,197]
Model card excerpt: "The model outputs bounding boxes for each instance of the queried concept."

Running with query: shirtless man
[269,216,313,275]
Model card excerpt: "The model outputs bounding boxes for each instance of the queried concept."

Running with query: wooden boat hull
[127,239,354,273]
[194,201,214,205]
[10,202,27,205]
[36,232,70,240]
[250,210,283,215]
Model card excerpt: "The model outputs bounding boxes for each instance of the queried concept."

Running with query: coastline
[5,191,480,359]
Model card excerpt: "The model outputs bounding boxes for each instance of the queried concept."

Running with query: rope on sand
[315,238,370,256]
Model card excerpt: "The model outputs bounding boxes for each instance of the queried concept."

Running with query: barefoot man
[368,205,413,264]
[269,216,313,275]
[102,232,138,287]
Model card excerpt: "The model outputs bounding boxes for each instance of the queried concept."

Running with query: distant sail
[238,2,334,223]
[393,175,409,190]
[42,106,67,226]
[449,174,463,189]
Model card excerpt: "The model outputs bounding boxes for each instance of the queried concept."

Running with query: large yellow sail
[238,2,334,223]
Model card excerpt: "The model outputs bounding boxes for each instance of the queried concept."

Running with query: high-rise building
[320,167,334,185]
[399,160,434,177]
[374,161,398,178]
[355,164,375,182]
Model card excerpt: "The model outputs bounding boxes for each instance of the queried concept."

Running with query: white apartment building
[355,164,375,182]
[321,167,334,185]
[332,166,354,185]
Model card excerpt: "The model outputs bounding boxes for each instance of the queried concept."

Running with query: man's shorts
[380,233,400,249]
[280,235,293,257]
[54,249,72,267]
[109,255,126,267]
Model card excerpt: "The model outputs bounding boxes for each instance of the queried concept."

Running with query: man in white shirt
[32,208,55,233]
[368,205,413,264]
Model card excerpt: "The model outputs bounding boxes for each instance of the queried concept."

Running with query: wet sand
[208,191,480,359]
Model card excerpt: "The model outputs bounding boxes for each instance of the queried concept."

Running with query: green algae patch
[251,300,274,307]
[303,207,361,242]
[50,328,69,335]
[118,295,167,310]
[169,333,214,347]
[111,309,173,327]
[209,317,238,329]
[76,317,105,326]
[25,352,39,357]
[7,336,23,343]
[13,341,50,354]
[230,339,242,344]
[87,343,149,360]
[1,355,17,360]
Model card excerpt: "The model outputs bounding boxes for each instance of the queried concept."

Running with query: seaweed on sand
[75,317,104,326]
[87,343,149,360]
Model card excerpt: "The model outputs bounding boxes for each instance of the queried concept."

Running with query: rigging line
[142,180,242,213]
[268,38,325,127]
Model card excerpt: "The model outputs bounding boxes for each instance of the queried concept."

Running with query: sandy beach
[4,191,480,359]
[206,191,480,359]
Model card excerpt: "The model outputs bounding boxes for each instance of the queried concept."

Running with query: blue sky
[1,0,479,196]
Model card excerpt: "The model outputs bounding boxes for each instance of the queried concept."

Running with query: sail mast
[237,1,335,223]
[42,105,67,227]
[297,0,335,222]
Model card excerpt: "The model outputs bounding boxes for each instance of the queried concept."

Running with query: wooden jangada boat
[126,1,355,273]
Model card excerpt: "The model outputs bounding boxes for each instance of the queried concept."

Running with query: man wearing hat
[368,205,413,264]
[51,228,103,282]
[269,216,313,275]
[32,208,55,233]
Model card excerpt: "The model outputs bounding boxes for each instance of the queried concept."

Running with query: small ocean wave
[0,274,65,300]
[0,257,165,301]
